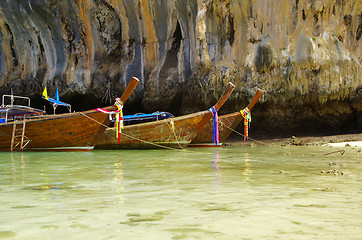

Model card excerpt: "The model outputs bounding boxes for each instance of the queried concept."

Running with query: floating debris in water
[329,161,339,166]
[320,169,345,176]
[324,150,345,156]
[121,212,165,225]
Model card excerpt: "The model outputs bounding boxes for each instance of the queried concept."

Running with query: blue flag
[55,88,60,101]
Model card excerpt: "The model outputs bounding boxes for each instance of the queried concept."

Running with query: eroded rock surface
[0,0,360,134]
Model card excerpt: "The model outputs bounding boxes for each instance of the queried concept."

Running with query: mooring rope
[79,111,191,152]
[80,111,268,154]
[163,118,185,150]
[219,121,269,146]
[115,130,188,152]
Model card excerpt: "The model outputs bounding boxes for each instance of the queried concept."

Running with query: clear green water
[0,145,361,239]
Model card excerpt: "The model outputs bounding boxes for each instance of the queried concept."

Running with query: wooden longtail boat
[0,77,139,151]
[94,82,235,149]
[189,89,263,147]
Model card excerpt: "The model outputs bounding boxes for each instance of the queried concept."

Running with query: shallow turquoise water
[0,145,361,239]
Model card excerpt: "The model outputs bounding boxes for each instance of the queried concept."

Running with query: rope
[79,111,109,128]
[163,119,185,150]
[219,121,269,146]
[79,111,192,152]
[95,98,124,143]
[117,129,188,152]
[80,111,267,155]
[116,130,216,156]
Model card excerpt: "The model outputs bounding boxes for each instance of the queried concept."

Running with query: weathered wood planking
[95,82,235,149]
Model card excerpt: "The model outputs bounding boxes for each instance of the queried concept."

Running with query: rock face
[0,0,360,135]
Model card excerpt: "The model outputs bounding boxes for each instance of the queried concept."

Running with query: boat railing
[1,94,31,107]
[0,95,44,124]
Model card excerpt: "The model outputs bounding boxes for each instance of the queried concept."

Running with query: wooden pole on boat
[195,82,235,134]
[119,77,140,104]
[213,82,236,111]
[90,77,140,146]
[247,89,263,110]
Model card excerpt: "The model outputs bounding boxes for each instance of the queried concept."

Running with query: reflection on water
[211,151,221,190]
[112,155,126,206]
[0,146,361,239]
[241,152,251,181]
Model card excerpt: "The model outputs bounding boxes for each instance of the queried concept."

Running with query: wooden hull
[95,81,236,150]
[95,110,212,149]
[189,112,242,146]
[189,89,263,147]
[0,110,110,151]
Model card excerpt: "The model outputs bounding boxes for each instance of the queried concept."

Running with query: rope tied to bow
[96,98,124,144]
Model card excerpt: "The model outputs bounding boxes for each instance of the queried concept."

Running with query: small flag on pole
[55,88,60,101]
[42,87,48,100]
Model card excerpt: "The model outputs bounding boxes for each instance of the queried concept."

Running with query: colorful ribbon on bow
[240,107,251,141]
[96,98,124,144]
[209,106,219,145]
[114,98,124,144]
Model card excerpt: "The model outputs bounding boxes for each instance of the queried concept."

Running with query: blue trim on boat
[123,112,173,122]
[109,112,173,126]
[0,105,43,117]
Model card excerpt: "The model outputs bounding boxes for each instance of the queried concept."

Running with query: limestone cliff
[0,0,360,135]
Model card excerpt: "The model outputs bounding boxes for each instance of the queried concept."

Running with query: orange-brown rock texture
[0,0,360,135]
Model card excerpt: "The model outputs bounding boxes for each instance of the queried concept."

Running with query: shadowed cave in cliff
[153,21,184,115]
[172,21,182,51]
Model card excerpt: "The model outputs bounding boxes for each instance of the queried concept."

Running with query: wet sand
[224,133,362,148]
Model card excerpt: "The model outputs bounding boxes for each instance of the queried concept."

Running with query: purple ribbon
[209,106,219,145]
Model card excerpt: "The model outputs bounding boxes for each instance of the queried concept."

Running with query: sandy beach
[225,133,362,149]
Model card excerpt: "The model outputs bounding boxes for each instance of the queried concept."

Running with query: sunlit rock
[0,0,360,134]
